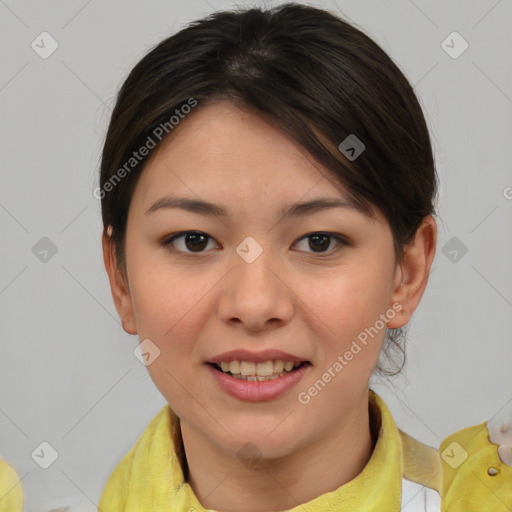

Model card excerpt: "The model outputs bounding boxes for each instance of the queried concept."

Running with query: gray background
[1,0,511,510]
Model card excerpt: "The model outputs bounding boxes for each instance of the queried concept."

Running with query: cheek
[126,242,207,338]
[127,259,207,409]
[298,265,390,368]
[302,266,388,329]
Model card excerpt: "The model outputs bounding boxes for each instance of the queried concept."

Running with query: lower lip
[206,363,310,402]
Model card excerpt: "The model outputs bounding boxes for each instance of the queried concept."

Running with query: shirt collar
[99,389,405,511]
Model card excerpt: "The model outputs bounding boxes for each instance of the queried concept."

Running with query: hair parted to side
[99,2,439,377]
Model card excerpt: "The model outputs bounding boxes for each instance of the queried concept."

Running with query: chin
[230,426,300,456]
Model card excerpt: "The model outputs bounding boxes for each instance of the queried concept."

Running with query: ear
[387,215,437,329]
[102,227,138,335]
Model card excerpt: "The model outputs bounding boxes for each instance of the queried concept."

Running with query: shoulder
[0,458,24,512]
[399,403,512,512]
[439,413,512,511]
[98,404,174,511]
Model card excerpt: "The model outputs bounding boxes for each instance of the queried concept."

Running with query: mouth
[207,360,312,382]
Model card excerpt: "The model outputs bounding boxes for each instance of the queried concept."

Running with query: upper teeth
[219,360,302,376]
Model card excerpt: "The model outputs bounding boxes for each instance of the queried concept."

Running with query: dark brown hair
[99,2,439,376]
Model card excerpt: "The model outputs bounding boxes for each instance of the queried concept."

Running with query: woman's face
[112,100,409,458]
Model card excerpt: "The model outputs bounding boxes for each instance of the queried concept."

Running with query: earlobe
[102,229,138,336]
[387,215,437,329]
[121,314,137,335]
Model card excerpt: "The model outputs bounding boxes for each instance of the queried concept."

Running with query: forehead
[129,101,382,228]
[137,101,350,199]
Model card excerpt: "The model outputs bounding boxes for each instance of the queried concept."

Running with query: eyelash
[161,231,349,256]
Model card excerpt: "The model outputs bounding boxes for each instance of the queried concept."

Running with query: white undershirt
[401,477,442,511]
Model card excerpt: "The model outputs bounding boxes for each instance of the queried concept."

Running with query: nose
[217,246,294,332]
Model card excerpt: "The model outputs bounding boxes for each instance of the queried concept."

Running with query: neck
[179,392,376,512]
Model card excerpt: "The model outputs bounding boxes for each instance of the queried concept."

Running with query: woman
[93,2,512,510]
[1,2,510,511]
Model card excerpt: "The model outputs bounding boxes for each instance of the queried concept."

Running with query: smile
[212,360,309,381]
[206,361,311,401]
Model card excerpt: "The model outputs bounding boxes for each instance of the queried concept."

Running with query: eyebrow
[144,195,371,219]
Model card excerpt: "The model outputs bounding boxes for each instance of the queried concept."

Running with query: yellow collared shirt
[2,390,511,511]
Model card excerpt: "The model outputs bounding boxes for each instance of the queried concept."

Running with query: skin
[103,100,437,511]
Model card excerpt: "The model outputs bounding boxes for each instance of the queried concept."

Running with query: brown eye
[163,231,217,253]
[294,232,348,254]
